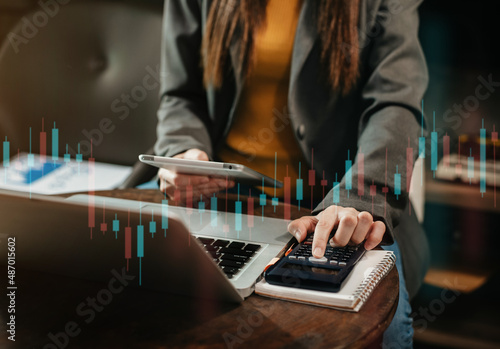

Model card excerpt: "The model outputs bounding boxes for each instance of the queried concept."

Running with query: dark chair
[0,0,162,187]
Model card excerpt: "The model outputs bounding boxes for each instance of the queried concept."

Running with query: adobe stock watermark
[222,269,306,348]
[235,106,292,162]
[381,278,464,349]
[441,74,499,131]
[420,73,499,157]
[65,64,164,158]
[411,278,463,334]
[8,0,72,54]
[42,267,135,349]
[222,311,265,349]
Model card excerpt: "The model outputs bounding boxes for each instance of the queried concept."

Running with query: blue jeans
[137,180,414,347]
[382,242,413,349]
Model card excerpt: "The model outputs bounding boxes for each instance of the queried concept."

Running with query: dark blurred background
[2,0,500,133]
[0,0,499,348]
[416,2,500,348]
[420,0,500,140]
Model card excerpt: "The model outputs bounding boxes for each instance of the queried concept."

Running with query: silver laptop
[0,190,291,302]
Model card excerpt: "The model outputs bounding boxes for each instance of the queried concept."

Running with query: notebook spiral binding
[352,252,396,303]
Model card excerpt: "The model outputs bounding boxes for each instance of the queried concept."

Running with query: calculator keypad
[265,232,366,292]
[287,233,365,270]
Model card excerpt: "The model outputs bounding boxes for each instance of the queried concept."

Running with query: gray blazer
[154,0,429,297]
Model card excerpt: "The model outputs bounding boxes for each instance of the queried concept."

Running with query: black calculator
[264,232,366,292]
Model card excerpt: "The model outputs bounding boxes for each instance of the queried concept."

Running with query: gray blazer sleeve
[315,0,429,243]
[154,0,213,158]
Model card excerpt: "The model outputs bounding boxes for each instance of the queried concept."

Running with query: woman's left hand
[287,205,386,258]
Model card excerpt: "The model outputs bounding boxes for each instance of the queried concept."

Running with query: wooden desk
[0,189,398,348]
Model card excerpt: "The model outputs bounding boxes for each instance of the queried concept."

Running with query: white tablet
[139,155,283,188]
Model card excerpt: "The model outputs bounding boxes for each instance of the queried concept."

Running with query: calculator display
[282,263,340,275]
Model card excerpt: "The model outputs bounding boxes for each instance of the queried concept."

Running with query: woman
[154,0,429,347]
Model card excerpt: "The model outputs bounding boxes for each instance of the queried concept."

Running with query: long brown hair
[202,0,361,93]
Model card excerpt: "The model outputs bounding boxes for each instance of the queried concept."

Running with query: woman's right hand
[158,148,235,204]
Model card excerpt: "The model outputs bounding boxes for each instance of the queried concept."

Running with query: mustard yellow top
[218,0,313,200]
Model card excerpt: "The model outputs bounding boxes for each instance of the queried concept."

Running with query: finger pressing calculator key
[265,232,366,292]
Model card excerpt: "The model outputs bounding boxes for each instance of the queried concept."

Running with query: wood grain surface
[0,189,398,348]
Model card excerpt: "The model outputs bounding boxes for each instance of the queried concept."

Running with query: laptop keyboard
[195,236,262,279]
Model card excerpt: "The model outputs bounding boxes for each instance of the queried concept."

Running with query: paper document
[0,153,132,194]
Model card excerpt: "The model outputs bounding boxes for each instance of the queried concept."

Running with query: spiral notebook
[255,250,395,312]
